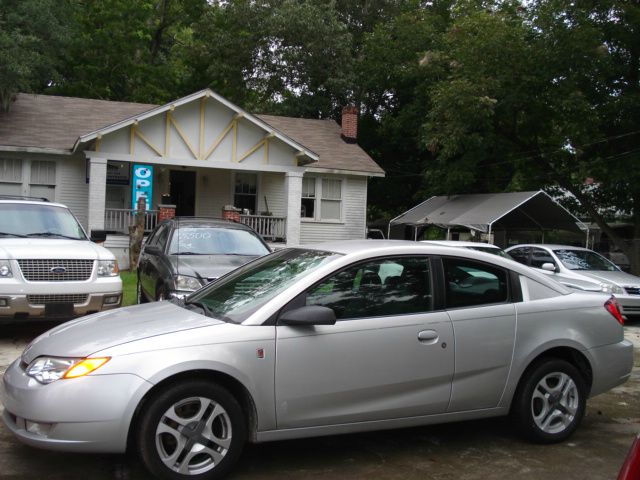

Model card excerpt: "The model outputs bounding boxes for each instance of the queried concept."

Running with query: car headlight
[0,260,12,278]
[174,275,202,291]
[97,259,119,277]
[600,282,624,294]
[26,357,110,384]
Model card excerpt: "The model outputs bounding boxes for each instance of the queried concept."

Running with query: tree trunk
[129,199,146,271]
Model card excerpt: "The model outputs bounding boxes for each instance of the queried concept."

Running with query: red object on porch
[222,205,241,222]
[158,204,176,222]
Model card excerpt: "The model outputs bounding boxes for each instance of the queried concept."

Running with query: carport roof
[390,191,587,233]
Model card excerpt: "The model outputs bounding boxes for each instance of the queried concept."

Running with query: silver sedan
[1,241,634,480]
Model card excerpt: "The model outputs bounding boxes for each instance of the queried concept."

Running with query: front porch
[103,207,287,242]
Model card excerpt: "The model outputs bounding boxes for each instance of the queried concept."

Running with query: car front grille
[18,259,94,281]
[27,294,88,305]
[624,287,640,296]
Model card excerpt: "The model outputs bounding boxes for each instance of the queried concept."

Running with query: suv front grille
[18,259,94,282]
[27,294,88,305]
[624,287,640,296]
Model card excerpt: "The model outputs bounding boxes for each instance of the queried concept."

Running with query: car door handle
[417,330,439,344]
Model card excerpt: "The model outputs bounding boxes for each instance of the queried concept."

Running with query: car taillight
[618,434,640,480]
[605,296,624,325]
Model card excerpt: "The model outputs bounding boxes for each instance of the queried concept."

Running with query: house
[0,90,384,267]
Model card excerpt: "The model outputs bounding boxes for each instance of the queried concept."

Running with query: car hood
[169,254,259,281]
[0,238,114,260]
[578,270,640,287]
[21,302,222,363]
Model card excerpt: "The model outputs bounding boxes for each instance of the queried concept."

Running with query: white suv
[0,198,122,320]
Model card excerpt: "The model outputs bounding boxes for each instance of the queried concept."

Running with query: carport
[388,191,588,246]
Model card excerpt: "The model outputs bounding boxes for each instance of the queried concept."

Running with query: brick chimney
[341,105,358,143]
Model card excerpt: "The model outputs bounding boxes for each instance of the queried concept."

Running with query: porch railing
[104,208,158,233]
[240,214,286,242]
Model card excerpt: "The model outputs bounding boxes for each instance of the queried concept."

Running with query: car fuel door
[274,256,455,429]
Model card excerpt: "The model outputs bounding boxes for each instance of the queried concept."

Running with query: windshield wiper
[0,232,28,237]
[174,252,205,255]
[26,232,82,240]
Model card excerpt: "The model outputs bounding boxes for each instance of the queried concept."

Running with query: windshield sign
[554,249,618,271]
[0,204,86,240]
[169,227,270,256]
[187,248,341,323]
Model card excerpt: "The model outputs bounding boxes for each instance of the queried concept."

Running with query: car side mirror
[541,262,557,272]
[279,306,336,326]
[145,245,162,256]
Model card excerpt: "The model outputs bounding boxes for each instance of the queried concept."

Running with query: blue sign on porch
[132,164,153,210]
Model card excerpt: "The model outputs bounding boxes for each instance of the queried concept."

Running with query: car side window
[508,247,530,265]
[443,258,508,309]
[530,248,556,269]
[306,256,432,320]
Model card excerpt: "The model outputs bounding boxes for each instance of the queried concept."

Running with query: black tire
[156,284,168,302]
[512,358,586,443]
[137,380,246,480]
[137,279,148,304]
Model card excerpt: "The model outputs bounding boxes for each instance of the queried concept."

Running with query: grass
[120,270,137,307]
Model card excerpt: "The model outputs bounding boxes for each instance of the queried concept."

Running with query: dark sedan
[137,218,270,301]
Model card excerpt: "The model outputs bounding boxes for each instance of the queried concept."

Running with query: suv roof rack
[0,195,50,202]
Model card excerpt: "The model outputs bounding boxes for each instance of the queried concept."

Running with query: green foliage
[0,0,73,111]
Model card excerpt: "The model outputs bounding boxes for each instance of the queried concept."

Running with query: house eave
[304,166,385,178]
[0,145,72,155]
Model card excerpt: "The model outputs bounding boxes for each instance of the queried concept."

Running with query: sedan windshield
[554,249,618,271]
[0,204,86,240]
[168,227,270,256]
[187,248,341,323]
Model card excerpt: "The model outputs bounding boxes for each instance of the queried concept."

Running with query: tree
[422,1,640,273]
[0,0,72,111]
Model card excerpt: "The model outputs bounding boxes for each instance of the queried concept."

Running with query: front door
[275,256,455,429]
[169,170,196,216]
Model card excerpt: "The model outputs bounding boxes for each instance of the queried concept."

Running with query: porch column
[284,171,303,246]
[88,157,108,234]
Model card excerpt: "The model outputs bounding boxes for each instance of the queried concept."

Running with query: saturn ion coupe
[1,241,634,480]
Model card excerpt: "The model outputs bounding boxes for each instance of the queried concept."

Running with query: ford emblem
[51,266,67,274]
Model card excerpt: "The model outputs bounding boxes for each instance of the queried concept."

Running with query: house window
[301,177,316,219]
[301,177,342,221]
[0,159,23,196]
[234,173,257,214]
[29,160,56,201]
[321,178,342,220]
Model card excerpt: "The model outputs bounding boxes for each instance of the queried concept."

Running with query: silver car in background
[506,244,640,319]
[1,241,634,480]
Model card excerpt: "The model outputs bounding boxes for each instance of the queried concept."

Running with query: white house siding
[299,175,367,244]
[259,172,286,216]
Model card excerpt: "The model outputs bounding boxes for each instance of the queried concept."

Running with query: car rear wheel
[512,358,586,443]
[137,380,246,480]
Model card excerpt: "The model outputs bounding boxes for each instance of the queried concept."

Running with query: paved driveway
[1,321,638,480]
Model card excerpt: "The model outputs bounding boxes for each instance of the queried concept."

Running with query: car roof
[422,240,501,249]
[506,244,591,252]
[298,239,570,293]
[0,198,68,208]
[162,217,255,231]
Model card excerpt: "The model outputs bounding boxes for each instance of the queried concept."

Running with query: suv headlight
[26,356,110,384]
[97,259,119,277]
[0,260,12,278]
[174,275,202,291]
[600,282,624,294]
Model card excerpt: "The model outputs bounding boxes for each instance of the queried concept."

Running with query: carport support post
[87,156,107,235]
[284,171,303,246]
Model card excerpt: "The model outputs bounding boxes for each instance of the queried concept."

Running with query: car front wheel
[137,380,246,480]
[512,358,586,443]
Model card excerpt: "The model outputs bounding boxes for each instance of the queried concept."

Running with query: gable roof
[0,91,383,175]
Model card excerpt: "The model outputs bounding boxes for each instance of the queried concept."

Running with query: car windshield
[553,249,619,271]
[168,226,270,256]
[0,203,86,240]
[186,248,341,323]
[466,246,512,259]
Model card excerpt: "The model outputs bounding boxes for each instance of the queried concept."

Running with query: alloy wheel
[530,372,579,435]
